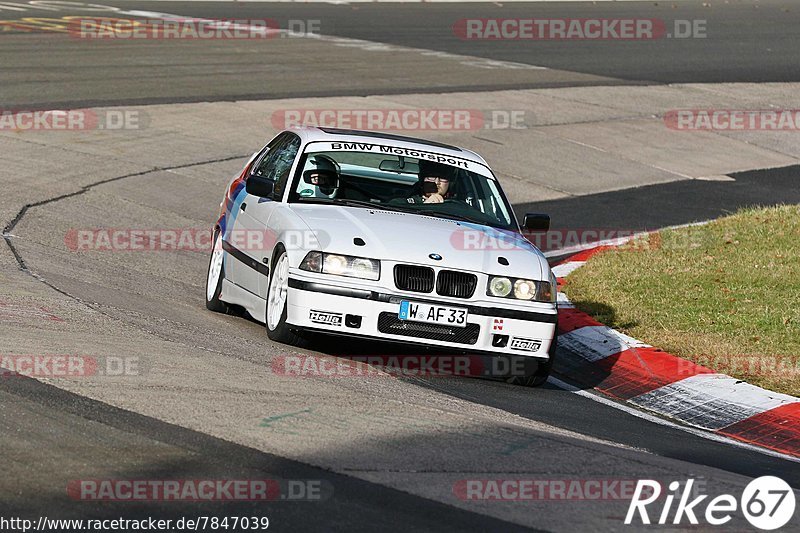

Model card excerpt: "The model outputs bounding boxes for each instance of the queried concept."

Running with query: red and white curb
[552,245,800,459]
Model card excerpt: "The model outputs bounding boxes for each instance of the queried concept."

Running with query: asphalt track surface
[1,0,800,108]
[0,376,538,532]
[520,164,800,233]
[151,0,800,83]
[2,2,800,532]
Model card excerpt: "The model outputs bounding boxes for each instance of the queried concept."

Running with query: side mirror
[245,175,274,198]
[523,213,550,231]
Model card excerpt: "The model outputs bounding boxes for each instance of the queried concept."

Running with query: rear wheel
[205,229,229,313]
[265,246,306,346]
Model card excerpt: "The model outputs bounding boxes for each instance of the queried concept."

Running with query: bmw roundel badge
[429,253,442,261]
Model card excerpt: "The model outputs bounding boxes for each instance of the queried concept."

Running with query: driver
[305,154,339,196]
[405,160,457,204]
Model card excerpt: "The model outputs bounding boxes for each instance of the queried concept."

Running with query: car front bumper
[286,274,557,359]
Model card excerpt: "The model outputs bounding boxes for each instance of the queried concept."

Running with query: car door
[232,132,301,296]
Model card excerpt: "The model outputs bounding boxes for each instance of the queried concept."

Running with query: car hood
[290,204,548,280]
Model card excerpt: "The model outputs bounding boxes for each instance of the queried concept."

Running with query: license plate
[398,301,468,328]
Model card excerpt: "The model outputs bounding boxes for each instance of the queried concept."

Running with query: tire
[265,245,306,346]
[205,228,230,313]
[507,332,557,387]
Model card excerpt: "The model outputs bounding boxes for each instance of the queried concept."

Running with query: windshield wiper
[331,199,382,208]
[295,198,495,225]
[418,210,491,226]
[331,198,418,214]
[295,197,378,208]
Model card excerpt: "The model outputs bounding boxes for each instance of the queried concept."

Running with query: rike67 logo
[626,477,796,530]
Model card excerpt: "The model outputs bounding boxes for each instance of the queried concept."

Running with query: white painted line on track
[116,8,547,71]
[306,32,548,70]
[548,375,800,464]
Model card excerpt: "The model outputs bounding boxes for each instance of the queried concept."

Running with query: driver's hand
[423,193,444,204]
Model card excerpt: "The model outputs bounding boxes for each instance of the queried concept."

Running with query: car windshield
[288,147,517,230]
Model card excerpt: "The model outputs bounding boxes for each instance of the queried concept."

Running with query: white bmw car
[206,127,558,385]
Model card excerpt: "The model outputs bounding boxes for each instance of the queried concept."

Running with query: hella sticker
[309,310,343,326]
[510,337,542,352]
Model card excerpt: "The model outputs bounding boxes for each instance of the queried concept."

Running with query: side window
[251,133,286,178]
[271,135,301,199]
[251,133,300,183]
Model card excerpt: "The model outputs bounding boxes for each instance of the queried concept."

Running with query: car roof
[288,126,490,168]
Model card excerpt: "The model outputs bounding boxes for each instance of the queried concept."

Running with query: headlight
[300,251,380,280]
[488,277,512,297]
[324,254,348,275]
[487,275,555,303]
[513,279,536,300]
[350,257,377,277]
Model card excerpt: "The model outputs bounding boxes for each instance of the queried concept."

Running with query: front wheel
[265,246,306,346]
[205,229,230,313]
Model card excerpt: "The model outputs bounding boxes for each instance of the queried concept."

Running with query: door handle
[240,203,247,212]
